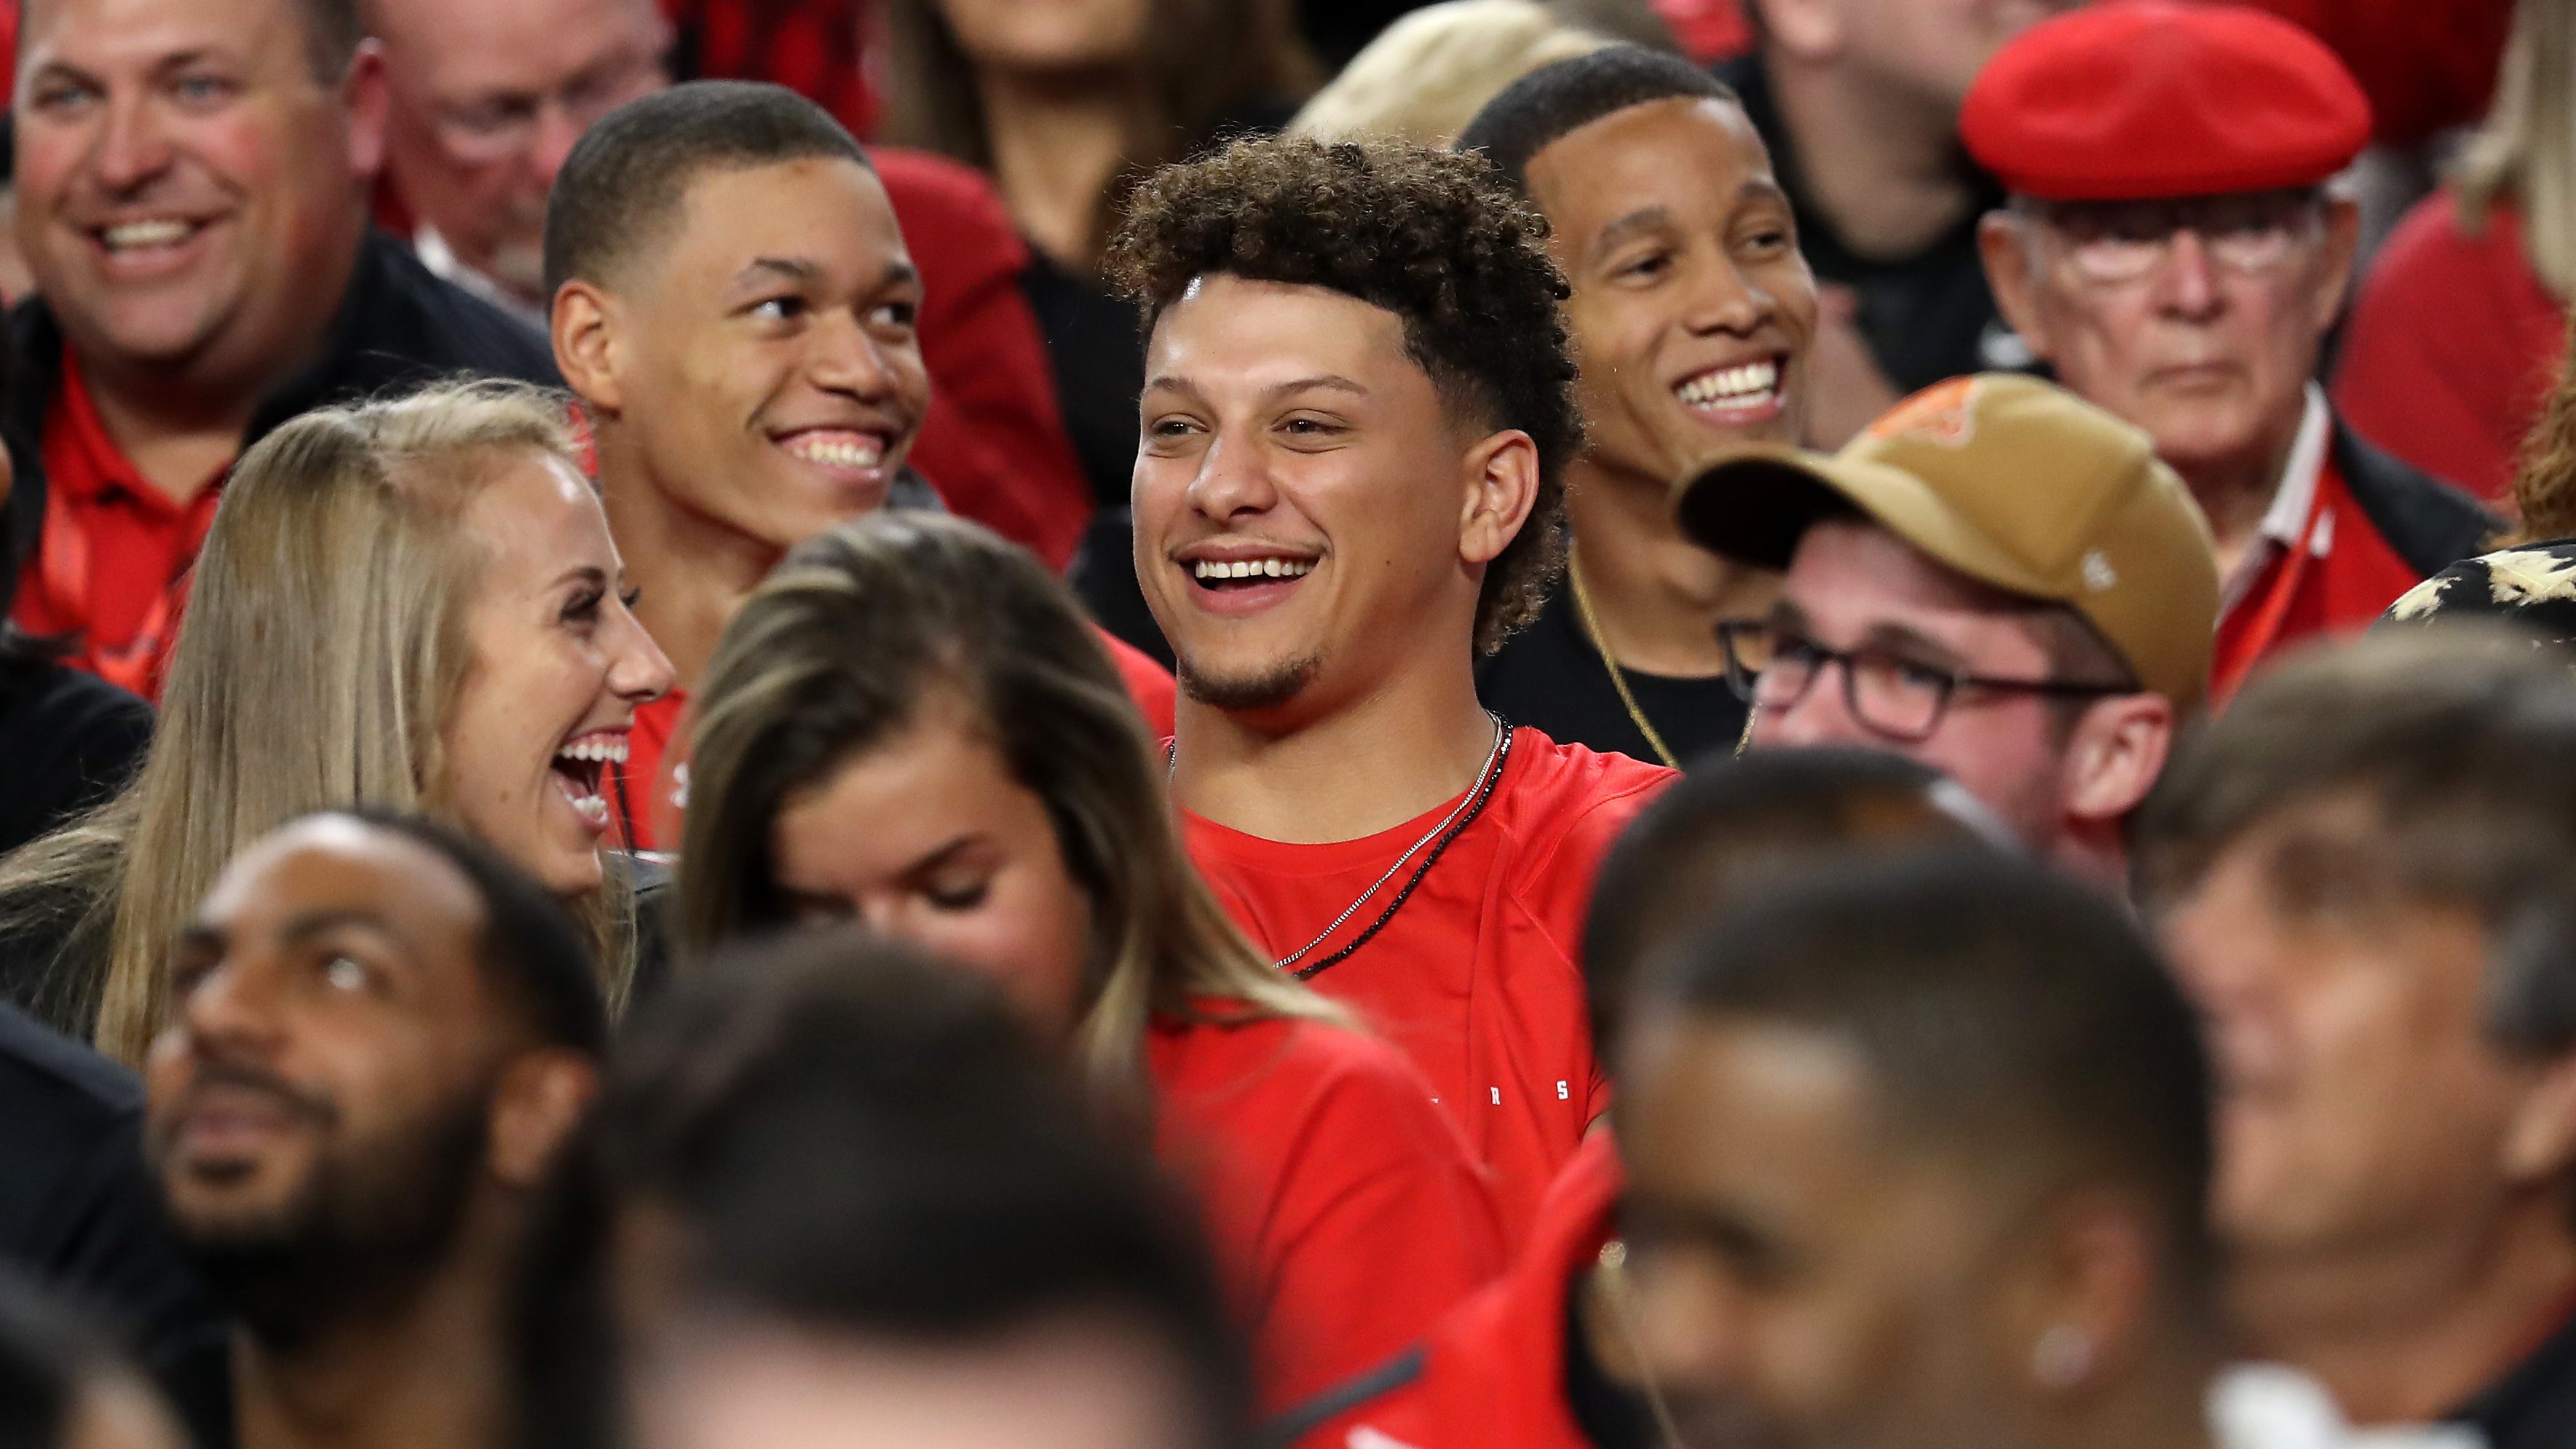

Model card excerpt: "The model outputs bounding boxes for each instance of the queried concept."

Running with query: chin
[1175,652,1319,712]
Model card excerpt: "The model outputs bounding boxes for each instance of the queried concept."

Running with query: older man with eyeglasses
[1966,0,2497,702]
[1678,374,2218,891]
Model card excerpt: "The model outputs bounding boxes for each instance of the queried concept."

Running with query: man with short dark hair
[146,812,604,1449]
[1614,853,2251,1449]
[6,0,557,696]
[1281,751,1992,1449]
[1681,373,2219,889]
[1109,135,1672,1239]
[547,80,1172,850]
[1968,1,2497,700]
[1459,47,1814,766]
[521,929,1252,1449]
[2136,629,2576,1448]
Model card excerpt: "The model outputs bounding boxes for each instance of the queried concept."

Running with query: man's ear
[1458,428,1543,569]
[2063,692,2175,828]
[1978,211,2053,366]
[340,40,392,183]
[2501,1052,2576,1190]
[1990,1187,2161,1402]
[553,282,626,416]
[486,1049,600,1191]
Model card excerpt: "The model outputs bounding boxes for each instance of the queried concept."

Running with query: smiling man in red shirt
[1108,136,1674,1241]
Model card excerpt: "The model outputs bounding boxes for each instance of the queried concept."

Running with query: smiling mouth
[550,731,628,832]
[91,217,210,255]
[777,428,891,473]
[1675,357,1785,422]
[1190,556,1316,590]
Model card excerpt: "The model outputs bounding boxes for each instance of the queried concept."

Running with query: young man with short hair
[1968,1,2497,699]
[1107,135,1673,1239]
[545,82,1170,848]
[2137,630,2576,1448]
[7,0,557,695]
[1682,373,2219,890]
[1459,47,1816,766]
[146,812,606,1449]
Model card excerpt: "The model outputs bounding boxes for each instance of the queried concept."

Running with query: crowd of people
[0,0,2568,1448]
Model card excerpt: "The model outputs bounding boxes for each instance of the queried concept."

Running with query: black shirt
[0,1001,229,1449]
[0,655,149,856]
[2452,1302,2576,1449]
[1479,582,1747,768]
[1713,52,2012,395]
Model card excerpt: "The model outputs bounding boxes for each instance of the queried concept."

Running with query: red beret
[1961,0,2372,202]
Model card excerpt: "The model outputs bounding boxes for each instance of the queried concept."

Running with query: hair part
[1454,43,1739,194]
[542,80,871,299]
[676,513,1338,1099]
[1649,850,2219,1308]
[0,379,639,1061]
[1106,135,1583,654]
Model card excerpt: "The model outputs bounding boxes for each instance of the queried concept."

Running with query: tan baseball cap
[1673,374,2221,711]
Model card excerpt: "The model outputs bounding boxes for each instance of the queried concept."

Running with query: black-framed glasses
[1715,620,2133,743]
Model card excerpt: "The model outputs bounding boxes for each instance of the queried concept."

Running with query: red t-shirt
[2334,192,2565,506]
[613,625,1177,852]
[2211,448,2440,703]
[13,355,227,700]
[1148,1009,1506,1414]
[1182,731,1673,1241]
[1289,1132,1623,1449]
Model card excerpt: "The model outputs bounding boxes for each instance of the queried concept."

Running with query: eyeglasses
[424,47,668,164]
[2028,191,2326,286]
[1715,620,2133,743]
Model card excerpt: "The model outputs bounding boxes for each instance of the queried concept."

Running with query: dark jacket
[2334,417,2501,579]
[0,228,559,605]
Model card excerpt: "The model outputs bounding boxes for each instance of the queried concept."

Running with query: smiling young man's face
[1524,95,1815,482]
[567,154,930,553]
[1131,273,1525,722]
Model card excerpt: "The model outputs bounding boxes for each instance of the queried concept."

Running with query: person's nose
[1629,1249,1757,1401]
[606,606,676,705]
[1180,426,1283,524]
[1750,659,1865,749]
[175,952,289,1063]
[526,103,589,195]
[2149,229,2225,322]
[1680,250,1776,341]
[807,309,912,406]
[90,90,178,197]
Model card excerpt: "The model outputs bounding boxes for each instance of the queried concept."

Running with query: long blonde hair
[0,379,638,1062]
[676,513,1338,1100]
[2457,0,2576,296]
[1289,0,1613,148]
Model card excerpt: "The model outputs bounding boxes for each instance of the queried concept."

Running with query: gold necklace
[1567,549,1683,770]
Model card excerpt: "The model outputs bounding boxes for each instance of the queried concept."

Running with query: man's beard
[1176,652,1320,713]
[163,1072,494,1351]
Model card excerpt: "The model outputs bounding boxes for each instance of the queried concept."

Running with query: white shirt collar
[2259,383,2334,547]
[411,224,548,331]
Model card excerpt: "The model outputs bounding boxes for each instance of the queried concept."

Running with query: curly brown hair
[2513,312,2576,544]
[1105,135,1584,655]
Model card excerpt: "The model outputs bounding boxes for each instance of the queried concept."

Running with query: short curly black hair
[1105,135,1583,655]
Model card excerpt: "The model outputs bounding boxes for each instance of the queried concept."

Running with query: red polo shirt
[1149,1008,1505,1414]
[1183,732,1673,1243]
[1288,1130,1624,1449]
[12,355,227,699]
[613,626,1177,852]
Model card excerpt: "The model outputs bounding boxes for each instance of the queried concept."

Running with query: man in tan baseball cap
[1678,372,2219,888]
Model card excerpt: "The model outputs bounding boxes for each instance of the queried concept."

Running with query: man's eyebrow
[1261,375,1368,403]
[277,908,408,957]
[1859,621,1971,669]
[1587,205,1677,265]
[732,256,821,288]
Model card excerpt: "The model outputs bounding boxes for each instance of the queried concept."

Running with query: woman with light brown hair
[676,510,1503,1414]
[0,379,673,1060]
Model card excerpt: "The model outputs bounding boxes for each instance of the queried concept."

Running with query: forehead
[378,0,655,68]
[22,0,304,67]
[1622,1014,1884,1199]
[459,449,614,577]
[1146,273,1422,392]
[199,818,485,955]
[639,157,907,291]
[1525,95,1772,237]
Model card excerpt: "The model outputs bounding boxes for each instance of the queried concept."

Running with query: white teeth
[1192,558,1315,582]
[784,434,885,470]
[569,794,609,828]
[556,737,630,765]
[1676,359,1782,408]
[101,219,195,250]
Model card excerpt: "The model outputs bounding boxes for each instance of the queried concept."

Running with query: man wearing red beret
[1966,0,2497,703]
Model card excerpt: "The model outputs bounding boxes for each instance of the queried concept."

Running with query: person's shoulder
[1157,1008,1418,1102]
[2331,417,2503,576]
[1501,732,1680,838]
[0,660,149,740]
[0,997,140,1134]
[363,234,559,386]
